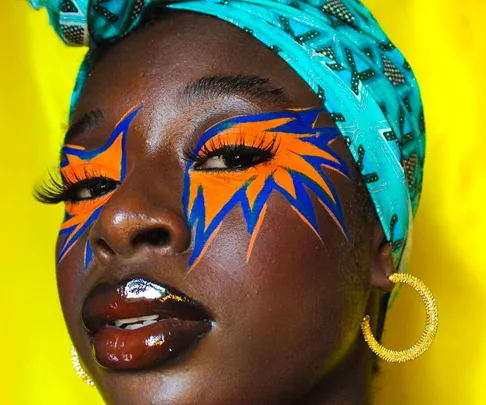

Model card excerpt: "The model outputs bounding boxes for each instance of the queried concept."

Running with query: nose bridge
[88,166,189,262]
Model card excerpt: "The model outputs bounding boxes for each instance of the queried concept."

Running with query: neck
[295,335,375,405]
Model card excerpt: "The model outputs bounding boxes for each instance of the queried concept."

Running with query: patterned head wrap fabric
[29,0,426,289]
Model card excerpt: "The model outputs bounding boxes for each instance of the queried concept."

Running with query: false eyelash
[183,131,281,163]
[33,170,64,204]
[33,166,107,205]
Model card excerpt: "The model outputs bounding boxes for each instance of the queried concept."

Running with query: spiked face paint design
[183,108,350,271]
[57,107,141,269]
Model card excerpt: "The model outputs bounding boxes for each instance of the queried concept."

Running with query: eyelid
[63,176,119,215]
[204,130,274,150]
[65,192,113,217]
[61,163,120,185]
[189,129,280,162]
[189,165,263,182]
[60,163,120,216]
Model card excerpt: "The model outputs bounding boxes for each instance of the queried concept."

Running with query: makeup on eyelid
[183,108,350,272]
[56,106,141,268]
[62,165,116,215]
[45,107,348,275]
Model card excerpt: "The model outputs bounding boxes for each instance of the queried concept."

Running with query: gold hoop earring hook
[361,273,439,363]
[71,346,95,386]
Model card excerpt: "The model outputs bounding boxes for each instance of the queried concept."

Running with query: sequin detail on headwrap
[29,0,426,296]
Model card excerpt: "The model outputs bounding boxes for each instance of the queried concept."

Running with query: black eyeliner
[183,130,280,166]
[34,167,118,205]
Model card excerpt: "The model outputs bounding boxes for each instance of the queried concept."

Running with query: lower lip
[93,318,211,370]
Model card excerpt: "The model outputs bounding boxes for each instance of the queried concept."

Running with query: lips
[82,278,212,371]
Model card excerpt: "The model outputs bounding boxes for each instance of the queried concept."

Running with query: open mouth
[82,278,212,371]
[111,314,161,330]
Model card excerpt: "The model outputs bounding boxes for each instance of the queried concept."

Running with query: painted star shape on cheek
[183,108,350,272]
[57,107,141,269]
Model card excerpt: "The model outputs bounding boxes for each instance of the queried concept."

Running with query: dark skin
[58,11,395,405]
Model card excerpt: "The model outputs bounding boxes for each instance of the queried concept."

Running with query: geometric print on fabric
[316,46,336,60]
[278,16,320,44]
[316,46,346,71]
[93,1,120,23]
[57,0,89,46]
[403,154,418,190]
[60,25,85,45]
[130,0,146,21]
[345,49,376,95]
[382,56,406,86]
[322,0,355,25]
[60,0,79,13]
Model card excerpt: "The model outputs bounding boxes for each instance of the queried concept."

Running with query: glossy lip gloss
[82,279,212,371]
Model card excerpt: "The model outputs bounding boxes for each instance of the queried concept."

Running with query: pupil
[90,179,112,196]
[224,153,260,168]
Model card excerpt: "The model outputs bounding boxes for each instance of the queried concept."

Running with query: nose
[88,187,190,264]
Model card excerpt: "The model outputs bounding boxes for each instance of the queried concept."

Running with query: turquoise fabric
[29,0,425,282]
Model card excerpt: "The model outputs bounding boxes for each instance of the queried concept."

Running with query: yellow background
[1,1,485,404]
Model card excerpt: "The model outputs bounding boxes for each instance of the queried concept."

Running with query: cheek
[56,233,88,337]
[245,193,367,346]
[198,192,369,392]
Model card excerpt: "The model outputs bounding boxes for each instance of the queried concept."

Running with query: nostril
[132,228,171,247]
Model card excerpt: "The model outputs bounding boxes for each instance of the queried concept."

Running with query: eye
[66,177,120,202]
[194,146,274,171]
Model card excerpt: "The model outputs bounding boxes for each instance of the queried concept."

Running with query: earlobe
[369,226,395,292]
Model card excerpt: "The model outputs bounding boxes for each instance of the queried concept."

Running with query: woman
[30,0,437,404]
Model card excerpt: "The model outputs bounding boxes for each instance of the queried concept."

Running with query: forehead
[73,11,320,124]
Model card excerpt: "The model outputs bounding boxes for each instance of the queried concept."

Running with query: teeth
[143,319,158,326]
[125,323,144,330]
[114,314,159,328]
[124,320,157,330]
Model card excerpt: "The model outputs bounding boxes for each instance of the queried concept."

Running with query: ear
[369,224,395,293]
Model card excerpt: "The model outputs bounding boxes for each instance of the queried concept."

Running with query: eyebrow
[63,76,286,143]
[64,109,105,144]
[182,75,289,106]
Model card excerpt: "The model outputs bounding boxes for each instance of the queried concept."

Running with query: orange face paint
[57,107,141,268]
[183,108,349,271]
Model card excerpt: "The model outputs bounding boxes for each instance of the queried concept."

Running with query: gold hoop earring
[361,273,438,363]
[71,346,95,386]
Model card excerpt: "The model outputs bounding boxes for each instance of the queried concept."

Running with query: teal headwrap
[29,0,425,281]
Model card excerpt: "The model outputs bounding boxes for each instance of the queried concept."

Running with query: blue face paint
[183,108,349,271]
[58,107,141,269]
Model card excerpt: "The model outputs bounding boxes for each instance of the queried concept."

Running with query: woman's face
[57,12,384,405]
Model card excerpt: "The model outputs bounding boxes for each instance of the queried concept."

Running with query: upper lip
[82,278,212,334]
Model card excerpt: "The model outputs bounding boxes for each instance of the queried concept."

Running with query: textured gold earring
[71,346,95,386]
[361,273,439,363]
